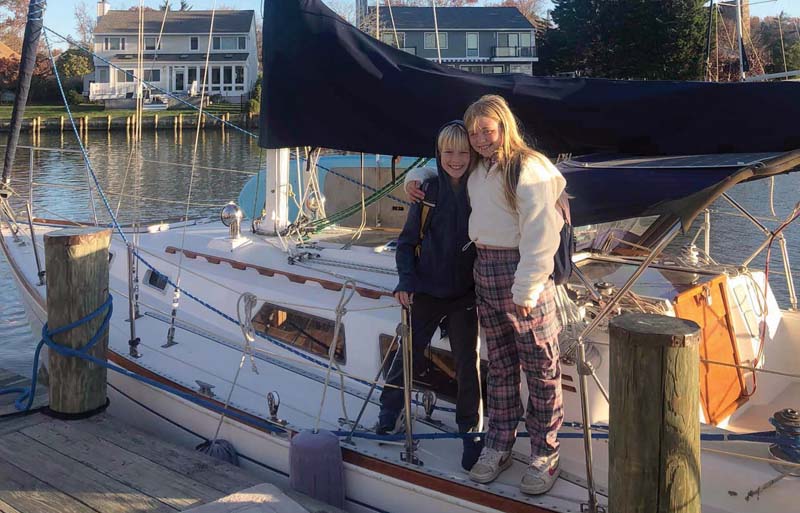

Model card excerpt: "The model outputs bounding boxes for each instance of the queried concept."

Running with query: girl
[381,121,484,471]
[406,95,566,494]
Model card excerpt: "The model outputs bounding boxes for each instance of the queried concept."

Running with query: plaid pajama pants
[474,247,563,458]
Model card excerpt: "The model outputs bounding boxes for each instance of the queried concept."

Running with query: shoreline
[0,112,259,132]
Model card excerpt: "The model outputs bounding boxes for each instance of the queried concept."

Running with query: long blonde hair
[464,94,543,210]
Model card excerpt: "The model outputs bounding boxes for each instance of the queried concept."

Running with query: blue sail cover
[260,0,800,228]
[260,0,800,158]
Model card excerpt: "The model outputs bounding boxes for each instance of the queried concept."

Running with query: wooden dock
[0,370,343,513]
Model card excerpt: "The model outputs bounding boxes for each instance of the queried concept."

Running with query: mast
[735,0,746,80]
[1,0,46,190]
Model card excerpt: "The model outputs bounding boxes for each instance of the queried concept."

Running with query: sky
[44,0,800,50]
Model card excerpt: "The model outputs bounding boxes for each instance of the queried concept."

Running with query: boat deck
[0,370,343,513]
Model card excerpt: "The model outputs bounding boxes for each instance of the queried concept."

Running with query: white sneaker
[468,447,512,484]
[520,453,560,495]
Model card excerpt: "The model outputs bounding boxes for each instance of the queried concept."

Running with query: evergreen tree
[542,0,707,80]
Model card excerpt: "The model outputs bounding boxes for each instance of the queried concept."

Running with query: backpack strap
[556,191,571,225]
[415,180,438,258]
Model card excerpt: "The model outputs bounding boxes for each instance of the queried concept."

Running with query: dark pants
[379,292,481,430]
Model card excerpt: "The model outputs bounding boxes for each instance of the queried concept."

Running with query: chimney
[97,0,110,21]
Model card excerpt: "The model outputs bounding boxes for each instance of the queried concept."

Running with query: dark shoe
[461,435,484,471]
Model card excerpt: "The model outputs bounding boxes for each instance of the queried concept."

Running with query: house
[362,5,538,76]
[89,1,258,103]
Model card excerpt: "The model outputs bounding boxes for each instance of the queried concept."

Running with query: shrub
[66,89,83,105]
[247,98,260,115]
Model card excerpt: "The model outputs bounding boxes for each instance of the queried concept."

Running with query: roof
[95,10,254,34]
[0,41,19,60]
[370,7,534,30]
[110,53,249,63]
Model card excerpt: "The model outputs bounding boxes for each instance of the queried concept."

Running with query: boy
[378,121,483,471]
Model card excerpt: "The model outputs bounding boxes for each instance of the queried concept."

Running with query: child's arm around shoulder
[512,154,567,307]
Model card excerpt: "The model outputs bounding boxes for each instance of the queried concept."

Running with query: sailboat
[1,1,799,512]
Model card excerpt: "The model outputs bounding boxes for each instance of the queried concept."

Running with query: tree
[56,48,94,79]
[74,1,96,47]
[495,0,547,27]
[0,0,28,53]
[0,56,19,91]
[179,0,192,10]
[541,0,707,80]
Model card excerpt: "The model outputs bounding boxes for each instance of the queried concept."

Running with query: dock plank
[77,415,261,494]
[0,457,97,513]
[0,431,176,513]
[21,419,222,511]
[0,413,51,437]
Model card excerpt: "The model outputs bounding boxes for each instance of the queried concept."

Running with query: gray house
[89,1,259,103]
[363,6,537,75]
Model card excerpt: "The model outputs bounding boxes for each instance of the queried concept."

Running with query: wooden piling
[83,116,89,132]
[60,115,64,132]
[609,313,702,513]
[44,227,112,415]
[178,112,183,129]
[153,113,158,129]
[107,114,112,132]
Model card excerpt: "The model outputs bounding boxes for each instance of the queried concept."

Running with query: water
[1,130,799,378]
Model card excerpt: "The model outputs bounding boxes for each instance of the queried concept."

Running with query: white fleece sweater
[406,155,566,307]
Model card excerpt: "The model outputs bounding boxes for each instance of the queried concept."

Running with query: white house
[89,1,259,103]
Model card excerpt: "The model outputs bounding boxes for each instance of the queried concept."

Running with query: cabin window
[104,37,125,51]
[466,32,479,57]
[252,303,346,363]
[144,37,160,50]
[190,37,198,50]
[144,269,169,292]
[424,32,447,50]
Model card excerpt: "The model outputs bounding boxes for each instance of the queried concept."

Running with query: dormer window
[104,37,125,51]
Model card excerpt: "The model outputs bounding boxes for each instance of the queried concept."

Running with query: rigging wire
[167,0,218,346]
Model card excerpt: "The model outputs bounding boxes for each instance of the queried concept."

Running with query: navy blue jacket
[395,140,476,299]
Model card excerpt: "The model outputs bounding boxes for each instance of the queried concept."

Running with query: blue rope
[770,415,800,462]
[0,295,112,411]
[43,26,258,140]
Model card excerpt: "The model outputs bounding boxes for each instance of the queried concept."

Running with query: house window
[211,66,221,91]
[466,32,479,57]
[460,65,482,74]
[143,69,161,82]
[498,32,532,51]
[424,32,447,50]
[96,67,109,83]
[234,65,244,84]
[482,65,504,74]
[252,303,346,364]
[223,65,232,84]
[190,37,198,50]
[104,37,125,51]
[116,69,135,83]
[144,37,159,50]
[188,67,197,85]
[380,31,405,48]
[238,37,246,50]
[213,36,240,50]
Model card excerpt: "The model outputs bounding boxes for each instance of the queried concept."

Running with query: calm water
[1,129,799,377]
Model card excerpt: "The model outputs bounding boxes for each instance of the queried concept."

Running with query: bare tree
[495,0,547,28]
[74,1,96,47]
[0,0,28,53]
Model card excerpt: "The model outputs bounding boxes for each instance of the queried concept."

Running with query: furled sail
[260,0,800,158]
